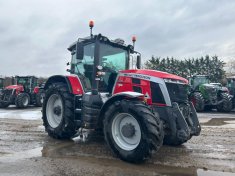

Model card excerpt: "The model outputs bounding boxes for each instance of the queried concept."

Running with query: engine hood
[202,84,216,88]
[5,85,24,91]
[202,84,216,89]
[120,69,188,84]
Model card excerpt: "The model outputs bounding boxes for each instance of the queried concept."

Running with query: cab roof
[67,34,134,53]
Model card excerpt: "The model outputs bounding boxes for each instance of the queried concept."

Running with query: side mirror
[136,55,141,69]
[76,42,84,60]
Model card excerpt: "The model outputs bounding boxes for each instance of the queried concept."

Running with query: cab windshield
[193,76,209,88]
[70,42,128,93]
[17,78,30,85]
[99,44,128,92]
[100,43,128,72]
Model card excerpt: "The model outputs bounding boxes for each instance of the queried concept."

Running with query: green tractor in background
[189,75,232,112]
[226,76,235,109]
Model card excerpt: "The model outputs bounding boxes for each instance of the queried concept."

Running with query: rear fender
[44,75,84,95]
[33,87,40,94]
[97,91,144,129]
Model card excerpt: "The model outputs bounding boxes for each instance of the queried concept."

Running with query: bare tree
[226,59,235,76]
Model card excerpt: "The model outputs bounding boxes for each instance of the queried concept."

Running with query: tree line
[144,55,225,82]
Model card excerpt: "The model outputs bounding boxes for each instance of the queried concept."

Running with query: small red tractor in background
[0,76,44,108]
[42,21,201,163]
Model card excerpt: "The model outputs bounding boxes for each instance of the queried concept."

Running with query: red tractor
[42,21,201,163]
[0,76,44,108]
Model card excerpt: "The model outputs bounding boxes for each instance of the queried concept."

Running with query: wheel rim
[22,96,29,106]
[40,93,45,104]
[111,113,141,151]
[46,94,63,128]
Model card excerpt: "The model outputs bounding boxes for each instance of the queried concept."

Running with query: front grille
[150,82,166,104]
[206,88,217,98]
[165,83,189,103]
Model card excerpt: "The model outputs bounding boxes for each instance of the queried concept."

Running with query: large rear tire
[15,93,30,108]
[191,92,205,112]
[103,100,164,163]
[42,83,76,139]
[217,93,233,112]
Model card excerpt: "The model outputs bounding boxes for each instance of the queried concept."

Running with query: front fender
[97,91,144,129]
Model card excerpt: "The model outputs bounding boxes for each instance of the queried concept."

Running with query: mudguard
[44,75,84,95]
[33,87,40,94]
[97,91,144,128]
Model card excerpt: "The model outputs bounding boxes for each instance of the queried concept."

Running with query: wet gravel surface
[0,107,235,176]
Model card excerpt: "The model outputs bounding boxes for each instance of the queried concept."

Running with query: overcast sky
[0,0,235,77]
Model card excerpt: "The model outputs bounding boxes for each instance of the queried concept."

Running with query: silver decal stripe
[112,73,120,95]
[117,73,172,106]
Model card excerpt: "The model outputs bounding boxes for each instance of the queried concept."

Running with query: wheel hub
[111,113,141,151]
[53,106,62,116]
[121,123,135,138]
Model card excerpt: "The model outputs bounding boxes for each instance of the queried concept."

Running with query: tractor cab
[67,22,140,95]
[189,75,210,90]
[14,76,38,93]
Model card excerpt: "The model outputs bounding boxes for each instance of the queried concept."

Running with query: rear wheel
[103,100,164,163]
[191,92,205,112]
[42,83,76,139]
[15,93,30,108]
[217,93,233,112]
[35,91,45,107]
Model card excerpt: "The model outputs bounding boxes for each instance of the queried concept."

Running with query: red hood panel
[120,69,188,84]
[5,85,24,91]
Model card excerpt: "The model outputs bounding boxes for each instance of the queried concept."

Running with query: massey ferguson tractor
[189,75,232,112]
[0,76,44,108]
[42,21,201,163]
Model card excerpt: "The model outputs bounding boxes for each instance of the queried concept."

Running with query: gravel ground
[0,107,234,176]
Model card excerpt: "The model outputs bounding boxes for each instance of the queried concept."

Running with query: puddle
[0,140,234,176]
[197,169,235,176]
[0,107,41,120]
[0,147,42,162]
[201,118,235,127]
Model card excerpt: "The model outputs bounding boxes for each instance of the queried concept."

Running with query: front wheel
[103,100,164,163]
[191,92,205,112]
[42,83,76,139]
[15,93,30,108]
[217,93,233,112]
